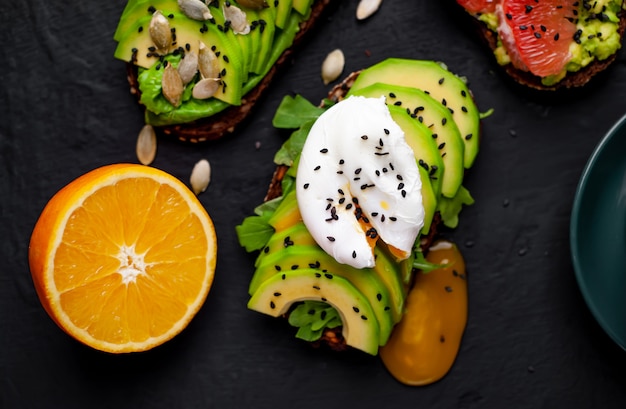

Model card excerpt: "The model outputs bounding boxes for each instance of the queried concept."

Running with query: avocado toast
[114,0,335,142]
[455,0,626,89]
[236,58,487,355]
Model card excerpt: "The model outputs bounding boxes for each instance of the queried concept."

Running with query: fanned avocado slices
[113,0,322,128]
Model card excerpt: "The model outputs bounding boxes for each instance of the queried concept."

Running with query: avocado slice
[253,221,317,268]
[248,269,381,355]
[114,9,246,105]
[387,104,444,199]
[349,59,481,168]
[271,0,294,29]
[250,3,277,75]
[250,244,395,345]
[293,0,314,15]
[113,0,176,41]
[349,83,465,198]
[267,189,301,231]
[417,165,437,236]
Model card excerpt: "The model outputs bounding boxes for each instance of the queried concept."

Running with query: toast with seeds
[454,0,626,90]
[115,0,336,143]
[236,58,486,355]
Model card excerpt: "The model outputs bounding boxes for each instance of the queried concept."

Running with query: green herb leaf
[273,120,315,166]
[412,249,448,273]
[479,108,494,120]
[288,301,341,342]
[272,94,325,129]
[437,185,475,228]
[236,216,275,252]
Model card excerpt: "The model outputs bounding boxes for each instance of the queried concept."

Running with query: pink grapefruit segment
[499,0,578,77]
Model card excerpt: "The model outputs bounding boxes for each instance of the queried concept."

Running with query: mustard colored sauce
[379,240,468,386]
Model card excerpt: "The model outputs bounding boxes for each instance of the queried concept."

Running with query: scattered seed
[356,0,382,20]
[161,64,184,107]
[149,10,172,54]
[321,49,345,85]
[198,41,220,79]
[136,124,157,165]
[177,50,198,85]
[192,78,220,99]
[223,2,251,34]
[190,158,211,195]
[177,0,213,21]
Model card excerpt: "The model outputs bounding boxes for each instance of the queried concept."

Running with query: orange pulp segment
[28,163,217,353]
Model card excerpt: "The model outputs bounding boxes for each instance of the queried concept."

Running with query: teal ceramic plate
[571,114,626,350]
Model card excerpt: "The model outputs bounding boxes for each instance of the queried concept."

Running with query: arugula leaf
[273,120,315,166]
[437,185,475,228]
[288,301,342,342]
[412,249,449,273]
[272,94,326,129]
[235,216,275,252]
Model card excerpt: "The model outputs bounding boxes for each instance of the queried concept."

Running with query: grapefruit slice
[498,0,578,77]
[456,0,498,14]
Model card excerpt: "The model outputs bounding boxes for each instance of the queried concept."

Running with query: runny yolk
[379,240,468,386]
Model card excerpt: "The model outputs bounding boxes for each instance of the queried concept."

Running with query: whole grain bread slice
[263,70,443,352]
[126,0,335,143]
[468,9,626,90]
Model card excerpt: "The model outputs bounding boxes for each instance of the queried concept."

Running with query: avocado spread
[482,0,624,85]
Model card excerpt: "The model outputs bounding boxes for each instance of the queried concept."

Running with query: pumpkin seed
[162,64,184,107]
[178,50,198,85]
[356,0,382,20]
[321,49,345,85]
[136,125,157,165]
[198,41,220,79]
[236,0,268,9]
[190,159,211,195]
[192,78,220,99]
[223,3,251,35]
[178,0,213,21]
[149,10,172,53]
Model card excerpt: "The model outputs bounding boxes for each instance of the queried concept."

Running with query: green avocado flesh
[113,0,316,126]
[349,82,465,199]
[349,58,480,168]
[237,58,482,355]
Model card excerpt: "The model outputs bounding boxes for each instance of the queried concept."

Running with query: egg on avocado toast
[236,58,489,383]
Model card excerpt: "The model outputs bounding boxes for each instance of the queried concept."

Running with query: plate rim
[570,112,626,351]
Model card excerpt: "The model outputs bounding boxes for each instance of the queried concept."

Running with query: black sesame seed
[352,250,357,258]
[445,286,453,293]
[270,301,275,309]
[291,265,298,270]
[361,135,368,140]
[438,77,445,85]
[353,306,360,313]
[438,142,446,150]
[338,189,344,195]
[383,128,390,135]
[397,183,405,190]
[389,217,397,221]
[339,159,345,165]
[376,293,382,301]
[315,272,322,278]
[327,236,336,242]
[401,190,406,198]
[361,315,368,321]
[274,292,282,297]
[442,118,447,126]
[325,273,333,279]
[534,32,542,39]
[314,165,321,171]
[525,4,533,13]
[465,134,473,140]
[389,92,396,98]
[355,168,362,174]
[303,183,309,189]
[393,101,402,106]
[320,148,328,153]
[345,203,353,210]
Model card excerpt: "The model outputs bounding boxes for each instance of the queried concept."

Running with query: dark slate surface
[2,1,626,408]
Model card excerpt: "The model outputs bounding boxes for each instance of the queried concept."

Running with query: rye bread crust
[125,0,335,143]
[469,9,626,90]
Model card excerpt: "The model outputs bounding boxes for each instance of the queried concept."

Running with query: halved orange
[28,163,217,353]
